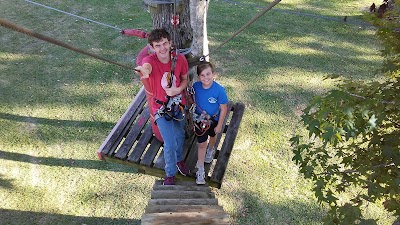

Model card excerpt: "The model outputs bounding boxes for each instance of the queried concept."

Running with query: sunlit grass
[0,0,396,224]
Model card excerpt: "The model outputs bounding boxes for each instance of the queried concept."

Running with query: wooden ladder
[141,180,230,225]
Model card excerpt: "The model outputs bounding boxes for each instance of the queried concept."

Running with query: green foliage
[291,2,400,224]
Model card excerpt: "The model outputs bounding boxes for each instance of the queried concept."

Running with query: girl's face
[198,67,214,89]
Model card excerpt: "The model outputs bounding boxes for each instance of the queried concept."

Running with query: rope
[24,0,122,31]
[0,18,135,71]
[205,0,281,58]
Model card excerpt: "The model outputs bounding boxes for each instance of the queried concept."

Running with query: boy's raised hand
[135,63,152,80]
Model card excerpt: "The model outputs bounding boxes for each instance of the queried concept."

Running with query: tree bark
[145,0,208,58]
[147,0,193,49]
[189,0,209,58]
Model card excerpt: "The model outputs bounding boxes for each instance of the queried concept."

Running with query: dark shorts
[196,121,217,143]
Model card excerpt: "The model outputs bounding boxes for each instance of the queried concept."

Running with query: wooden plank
[154,180,204,186]
[153,132,196,170]
[127,125,154,163]
[181,127,195,160]
[114,107,150,159]
[204,101,234,177]
[151,190,215,199]
[97,86,147,158]
[141,211,230,225]
[107,97,147,157]
[210,101,233,153]
[147,198,218,206]
[152,183,211,192]
[153,149,165,170]
[106,156,218,185]
[145,204,223,214]
[211,102,245,186]
[140,138,163,166]
[182,136,198,175]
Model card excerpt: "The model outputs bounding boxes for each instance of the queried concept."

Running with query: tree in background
[145,0,209,57]
[290,1,399,224]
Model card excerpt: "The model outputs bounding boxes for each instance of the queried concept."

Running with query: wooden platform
[97,86,245,188]
[141,180,230,225]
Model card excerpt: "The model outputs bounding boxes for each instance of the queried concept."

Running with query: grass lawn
[0,0,396,224]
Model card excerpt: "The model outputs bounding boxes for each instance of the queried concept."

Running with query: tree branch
[317,163,396,176]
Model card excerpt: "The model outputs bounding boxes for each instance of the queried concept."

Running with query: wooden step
[151,190,215,199]
[153,180,206,186]
[147,198,218,206]
[141,180,230,225]
[141,211,230,225]
[145,204,224,213]
[152,183,212,192]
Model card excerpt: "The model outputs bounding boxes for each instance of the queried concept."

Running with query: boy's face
[198,67,214,88]
[150,37,171,62]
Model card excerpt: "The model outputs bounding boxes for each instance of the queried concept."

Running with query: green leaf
[289,135,300,146]
[362,109,370,119]
[322,126,335,142]
[367,114,377,130]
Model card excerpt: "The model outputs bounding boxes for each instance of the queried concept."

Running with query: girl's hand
[214,124,222,134]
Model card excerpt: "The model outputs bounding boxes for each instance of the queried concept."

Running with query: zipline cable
[0,18,136,71]
[24,0,122,31]
[205,0,281,58]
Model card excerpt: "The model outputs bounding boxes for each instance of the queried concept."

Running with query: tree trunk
[189,0,209,59]
[147,0,193,49]
[145,0,208,58]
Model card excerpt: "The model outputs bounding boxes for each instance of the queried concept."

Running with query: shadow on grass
[232,190,326,224]
[0,112,115,128]
[0,112,121,144]
[0,174,14,189]
[0,208,140,225]
[0,149,136,173]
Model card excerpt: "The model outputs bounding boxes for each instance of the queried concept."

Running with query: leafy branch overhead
[290,1,400,224]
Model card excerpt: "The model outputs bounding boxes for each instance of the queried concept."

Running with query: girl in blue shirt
[193,62,228,184]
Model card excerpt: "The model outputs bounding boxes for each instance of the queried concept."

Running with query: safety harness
[153,50,186,122]
[185,86,218,136]
[153,3,185,123]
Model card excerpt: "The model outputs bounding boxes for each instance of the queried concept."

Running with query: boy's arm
[215,103,228,134]
[165,55,189,96]
[165,73,187,96]
[135,62,152,80]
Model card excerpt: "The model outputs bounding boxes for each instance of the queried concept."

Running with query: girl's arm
[215,103,228,134]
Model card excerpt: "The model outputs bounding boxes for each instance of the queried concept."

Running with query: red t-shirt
[142,53,188,114]
[136,45,151,67]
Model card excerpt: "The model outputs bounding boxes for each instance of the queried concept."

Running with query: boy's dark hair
[147,28,171,46]
[197,62,214,75]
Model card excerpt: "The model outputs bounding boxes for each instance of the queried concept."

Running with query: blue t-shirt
[193,81,228,121]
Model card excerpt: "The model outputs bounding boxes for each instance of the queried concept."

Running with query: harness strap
[154,96,185,122]
[187,86,219,136]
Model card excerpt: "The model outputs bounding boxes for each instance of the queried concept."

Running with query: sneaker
[176,161,190,176]
[196,170,206,185]
[204,148,215,163]
[163,176,175,185]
